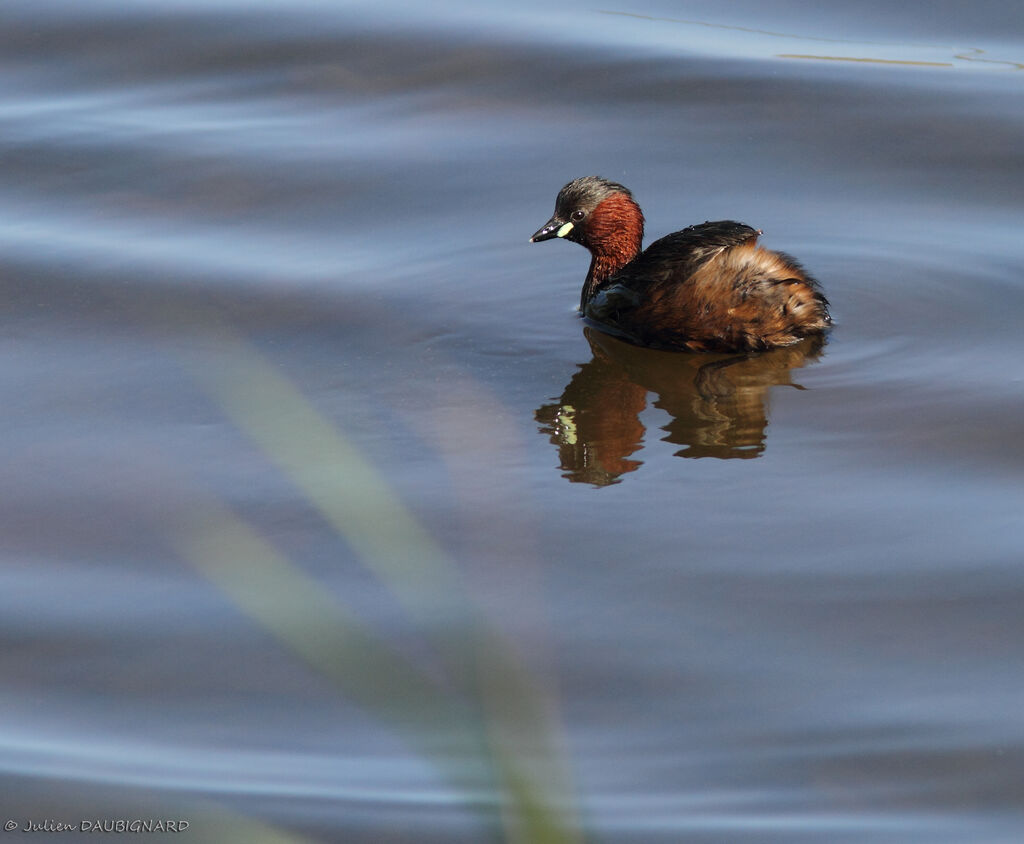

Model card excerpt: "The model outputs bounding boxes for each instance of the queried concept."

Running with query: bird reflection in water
[536,328,825,485]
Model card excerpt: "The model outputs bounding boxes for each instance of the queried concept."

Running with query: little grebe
[530,176,831,351]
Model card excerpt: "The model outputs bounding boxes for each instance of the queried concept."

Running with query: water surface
[2,1,1024,841]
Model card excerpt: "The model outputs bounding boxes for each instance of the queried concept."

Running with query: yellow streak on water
[778,54,953,67]
[601,9,1023,70]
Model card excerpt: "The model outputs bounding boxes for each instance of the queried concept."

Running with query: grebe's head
[530,176,644,258]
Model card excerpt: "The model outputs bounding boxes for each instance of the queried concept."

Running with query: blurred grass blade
[166,308,581,843]
[172,491,502,838]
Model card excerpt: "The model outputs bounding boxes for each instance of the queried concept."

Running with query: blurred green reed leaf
[170,309,581,844]
[172,493,503,839]
[180,317,467,627]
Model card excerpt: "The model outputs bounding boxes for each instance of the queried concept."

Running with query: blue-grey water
[2,1,1024,842]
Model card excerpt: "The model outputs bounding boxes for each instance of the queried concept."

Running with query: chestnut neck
[580,193,645,308]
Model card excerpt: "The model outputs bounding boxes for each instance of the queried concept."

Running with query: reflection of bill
[536,329,824,485]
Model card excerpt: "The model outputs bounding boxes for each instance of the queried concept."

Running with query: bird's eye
[570,209,586,222]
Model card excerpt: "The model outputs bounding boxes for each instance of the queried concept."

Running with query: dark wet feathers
[627,221,761,283]
[586,221,830,352]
